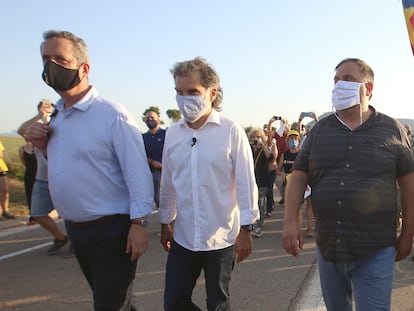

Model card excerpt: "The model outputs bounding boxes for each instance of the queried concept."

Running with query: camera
[249,137,262,146]
[273,116,282,120]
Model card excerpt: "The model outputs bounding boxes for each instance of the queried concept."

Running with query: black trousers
[164,241,235,311]
[65,215,137,311]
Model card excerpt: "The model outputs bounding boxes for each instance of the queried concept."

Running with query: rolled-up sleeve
[112,114,154,219]
[232,125,259,225]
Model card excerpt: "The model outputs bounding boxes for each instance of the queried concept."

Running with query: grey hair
[170,57,223,111]
[41,30,89,66]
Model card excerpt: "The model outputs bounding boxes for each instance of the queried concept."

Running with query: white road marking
[0,241,52,261]
[294,266,327,311]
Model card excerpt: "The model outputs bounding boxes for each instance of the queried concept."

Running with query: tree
[166,109,182,123]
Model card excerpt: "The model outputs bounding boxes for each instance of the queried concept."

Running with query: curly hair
[170,57,223,111]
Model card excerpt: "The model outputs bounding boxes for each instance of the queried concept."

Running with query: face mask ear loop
[359,104,363,125]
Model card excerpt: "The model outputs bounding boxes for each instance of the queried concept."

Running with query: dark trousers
[152,170,161,208]
[164,241,235,311]
[266,170,276,213]
[65,216,137,311]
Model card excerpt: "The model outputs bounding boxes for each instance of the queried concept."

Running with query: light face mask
[288,139,299,149]
[176,94,210,123]
[331,80,364,111]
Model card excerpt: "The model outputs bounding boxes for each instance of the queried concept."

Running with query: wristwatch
[240,224,254,231]
[131,219,148,228]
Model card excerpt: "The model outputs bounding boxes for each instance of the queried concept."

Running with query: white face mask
[176,94,211,123]
[331,80,364,111]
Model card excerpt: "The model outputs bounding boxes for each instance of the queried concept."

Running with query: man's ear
[79,63,90,79]
[209,87,218,103]
[365,82,373,99]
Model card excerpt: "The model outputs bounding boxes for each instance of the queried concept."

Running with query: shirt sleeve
[232,124,259,225]
[158,129,177,224]
[111,113,154,219]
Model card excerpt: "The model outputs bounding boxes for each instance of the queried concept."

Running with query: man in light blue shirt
[26,30,153,311]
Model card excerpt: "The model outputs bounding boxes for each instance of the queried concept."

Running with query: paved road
[1,200,414,310]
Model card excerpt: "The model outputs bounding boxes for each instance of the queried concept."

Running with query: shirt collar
[55,86,98,113]
[178,109,221,129]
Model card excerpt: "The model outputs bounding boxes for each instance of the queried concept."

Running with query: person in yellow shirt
[0,141,16,220]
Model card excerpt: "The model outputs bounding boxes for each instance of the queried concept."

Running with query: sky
[1,0,414,134]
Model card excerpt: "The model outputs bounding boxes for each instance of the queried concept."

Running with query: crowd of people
[1,29,414,311]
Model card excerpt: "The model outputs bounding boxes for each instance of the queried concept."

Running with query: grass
[1,136,29,216]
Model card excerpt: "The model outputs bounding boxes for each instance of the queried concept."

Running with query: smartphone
[302,112,312,118]
[273,116,282,120]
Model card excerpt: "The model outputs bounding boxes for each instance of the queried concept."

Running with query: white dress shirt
[159,109,259,251]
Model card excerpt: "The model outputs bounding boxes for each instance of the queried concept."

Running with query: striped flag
[403,0,414,55]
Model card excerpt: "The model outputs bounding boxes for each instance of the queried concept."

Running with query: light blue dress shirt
[47,87,154,222]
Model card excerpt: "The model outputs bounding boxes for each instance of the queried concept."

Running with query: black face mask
[146,119,158,129]
[42,60,81,91]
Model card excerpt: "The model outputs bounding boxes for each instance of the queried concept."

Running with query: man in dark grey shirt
[282,58,414,311]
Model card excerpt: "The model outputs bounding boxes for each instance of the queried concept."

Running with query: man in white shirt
[159,57,259,311]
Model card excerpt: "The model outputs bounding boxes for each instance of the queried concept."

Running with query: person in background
[276,129,301,211]
[267,116,290,205]
[159,57,259,311]
[264,124,278,217]
[249,128,274,237]
[18,141,37,225]
[25,30,153,310]
[142,108,166,210]
[282,58,414,311]
[18,99,54,226]
[18,101,71,256]
[0,140,16,220]
[296,112,319,237]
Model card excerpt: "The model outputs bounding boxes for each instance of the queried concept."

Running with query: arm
[18,146,25,166]
[267,116,277,145]
[234,125,259,262]
[395,172,414,261]
[110,114,153,261]
[276,153,286,181]
[296,112,304,132]
[17,104,52,137]
[282,170,308,257]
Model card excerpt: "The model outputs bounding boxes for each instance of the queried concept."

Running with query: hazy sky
[2,0,414,133]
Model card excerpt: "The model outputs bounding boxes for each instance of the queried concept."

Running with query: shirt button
[338,201,342,205]
[340,181,344,186]
[337,220,341,224]
[348,146,352,150]
[345,163,350,168]
[336,238,341,243]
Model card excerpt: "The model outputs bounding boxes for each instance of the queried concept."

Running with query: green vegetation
[1,136,27,216]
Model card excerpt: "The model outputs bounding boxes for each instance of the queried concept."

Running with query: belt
[69,214,129,229]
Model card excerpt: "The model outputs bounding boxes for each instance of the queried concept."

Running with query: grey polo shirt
[293,107,414,262]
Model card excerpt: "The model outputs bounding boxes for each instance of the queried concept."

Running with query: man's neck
[61,84,92,110]
[187,110,212,130]
[336,105,372,130]
[149,127,160,134]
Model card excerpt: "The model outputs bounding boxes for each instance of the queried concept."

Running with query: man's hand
[395,231,414,261]
[282,223,303,257]
[25,123,49,154]
[160,224,174,252]
[234,229,252,263]
[126,224,149,261]
[151,159,162,170]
